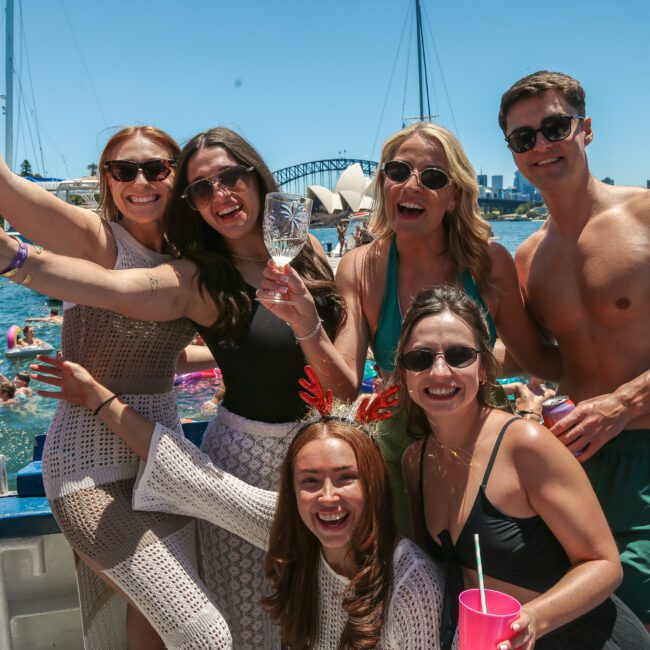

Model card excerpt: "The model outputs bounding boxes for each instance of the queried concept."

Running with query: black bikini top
[420,416,571,650]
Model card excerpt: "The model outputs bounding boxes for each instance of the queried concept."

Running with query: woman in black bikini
[398,285,649,649]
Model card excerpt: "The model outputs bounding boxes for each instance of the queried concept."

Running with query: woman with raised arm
[32,355,446,650]
[260,121,562,537]
[0,127,228,648]
[398,285,649,649]
[0,127,348,648]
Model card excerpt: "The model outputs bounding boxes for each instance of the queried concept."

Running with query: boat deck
[0,422,209,650]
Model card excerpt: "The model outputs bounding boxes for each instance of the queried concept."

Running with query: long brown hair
[98,125,180,222]
[368,122,494,299]
[394,285,502,438]
[262,419,396,649]
[163,127,345,344]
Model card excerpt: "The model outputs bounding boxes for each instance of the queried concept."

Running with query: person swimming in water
[26,307,63,325]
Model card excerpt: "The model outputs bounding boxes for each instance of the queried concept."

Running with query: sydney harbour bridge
[273,158,377,196]
[272,158,528,214]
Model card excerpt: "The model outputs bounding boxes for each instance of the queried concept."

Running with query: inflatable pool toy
[5,342,54,358]
[6,343,54,358]
[174,367,222,386]
[6,325,22,349]
[361,358,378,394]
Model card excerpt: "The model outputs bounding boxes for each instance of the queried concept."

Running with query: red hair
[98,125,180,222]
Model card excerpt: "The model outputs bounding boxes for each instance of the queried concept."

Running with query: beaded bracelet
[93,394,119,416]
[0,238,28,277]
[294,318,323,342]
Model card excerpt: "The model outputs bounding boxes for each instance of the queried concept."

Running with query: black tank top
[420,417,571,649]
[197,284,337,423]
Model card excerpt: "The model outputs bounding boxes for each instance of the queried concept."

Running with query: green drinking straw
[474,533,487,613]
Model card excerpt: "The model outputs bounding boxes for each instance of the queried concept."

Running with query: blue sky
[2,0,649,187]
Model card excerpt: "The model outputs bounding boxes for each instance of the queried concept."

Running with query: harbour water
[0,220,542,488]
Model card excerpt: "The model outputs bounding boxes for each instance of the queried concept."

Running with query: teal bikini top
[372,237,497,373]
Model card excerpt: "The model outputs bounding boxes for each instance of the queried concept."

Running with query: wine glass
[261,192,313,303]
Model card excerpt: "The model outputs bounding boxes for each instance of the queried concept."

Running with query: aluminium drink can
[0,454,8,495]
[541,396,586,456]
[541,396,575,428]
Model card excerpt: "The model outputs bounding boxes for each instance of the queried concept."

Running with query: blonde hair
[368,122,493,297]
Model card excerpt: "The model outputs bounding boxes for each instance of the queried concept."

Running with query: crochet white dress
[134,424,449,649]
[41,222,229,649]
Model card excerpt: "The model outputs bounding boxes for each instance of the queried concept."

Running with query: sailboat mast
[5,0,14,169]
[415,0,424,121]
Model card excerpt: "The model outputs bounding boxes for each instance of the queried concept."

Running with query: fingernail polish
[280,275,289,283]
[512,623,520,632]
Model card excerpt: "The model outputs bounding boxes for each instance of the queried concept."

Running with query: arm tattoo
[145,271,160,298]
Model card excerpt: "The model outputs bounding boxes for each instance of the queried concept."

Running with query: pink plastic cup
[459,588,522,649]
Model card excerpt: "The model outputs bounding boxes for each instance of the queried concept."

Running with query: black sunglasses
[400,346,480,372]
[382,159,451,191]
[104,159,176,183]
[505,114,585,154]
[182,165,255,211]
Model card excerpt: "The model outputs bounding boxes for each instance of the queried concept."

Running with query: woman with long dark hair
[0,126,347,647]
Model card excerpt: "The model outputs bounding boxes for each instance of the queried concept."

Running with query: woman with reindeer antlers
[32,357,447,650]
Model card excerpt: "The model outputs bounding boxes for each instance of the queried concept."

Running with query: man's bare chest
[525,235,650,334]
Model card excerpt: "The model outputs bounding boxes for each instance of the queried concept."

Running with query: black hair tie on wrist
[93,394,118,416]
[516,409,541,418]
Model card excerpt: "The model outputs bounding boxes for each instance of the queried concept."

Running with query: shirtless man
[336,220,347,256]
[26,307,63,325]
[500,70,650,628]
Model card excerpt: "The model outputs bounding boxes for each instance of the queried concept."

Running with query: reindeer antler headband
[298,365,399,426]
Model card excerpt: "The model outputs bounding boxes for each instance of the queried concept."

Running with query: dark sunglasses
[104,159,176,183]
[382,159,451,191]
[400,346,480,372]
[182,165,255,211]
[505,114,585,154]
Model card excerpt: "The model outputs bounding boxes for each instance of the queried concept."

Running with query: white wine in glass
[261,192,313,302]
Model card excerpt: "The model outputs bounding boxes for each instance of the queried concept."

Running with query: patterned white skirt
[198,406,300,650]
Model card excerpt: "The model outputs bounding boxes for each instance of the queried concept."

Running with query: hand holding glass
[261,192,312,303]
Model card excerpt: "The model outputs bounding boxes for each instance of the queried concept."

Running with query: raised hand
[256,260,322,341]
[30,355,107,411]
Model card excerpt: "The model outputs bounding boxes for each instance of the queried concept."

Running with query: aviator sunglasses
[104,159,176,183]
[182,165,255,211]
[382,159,451,191]
[505,114,585,154]
[400,346,480,372]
